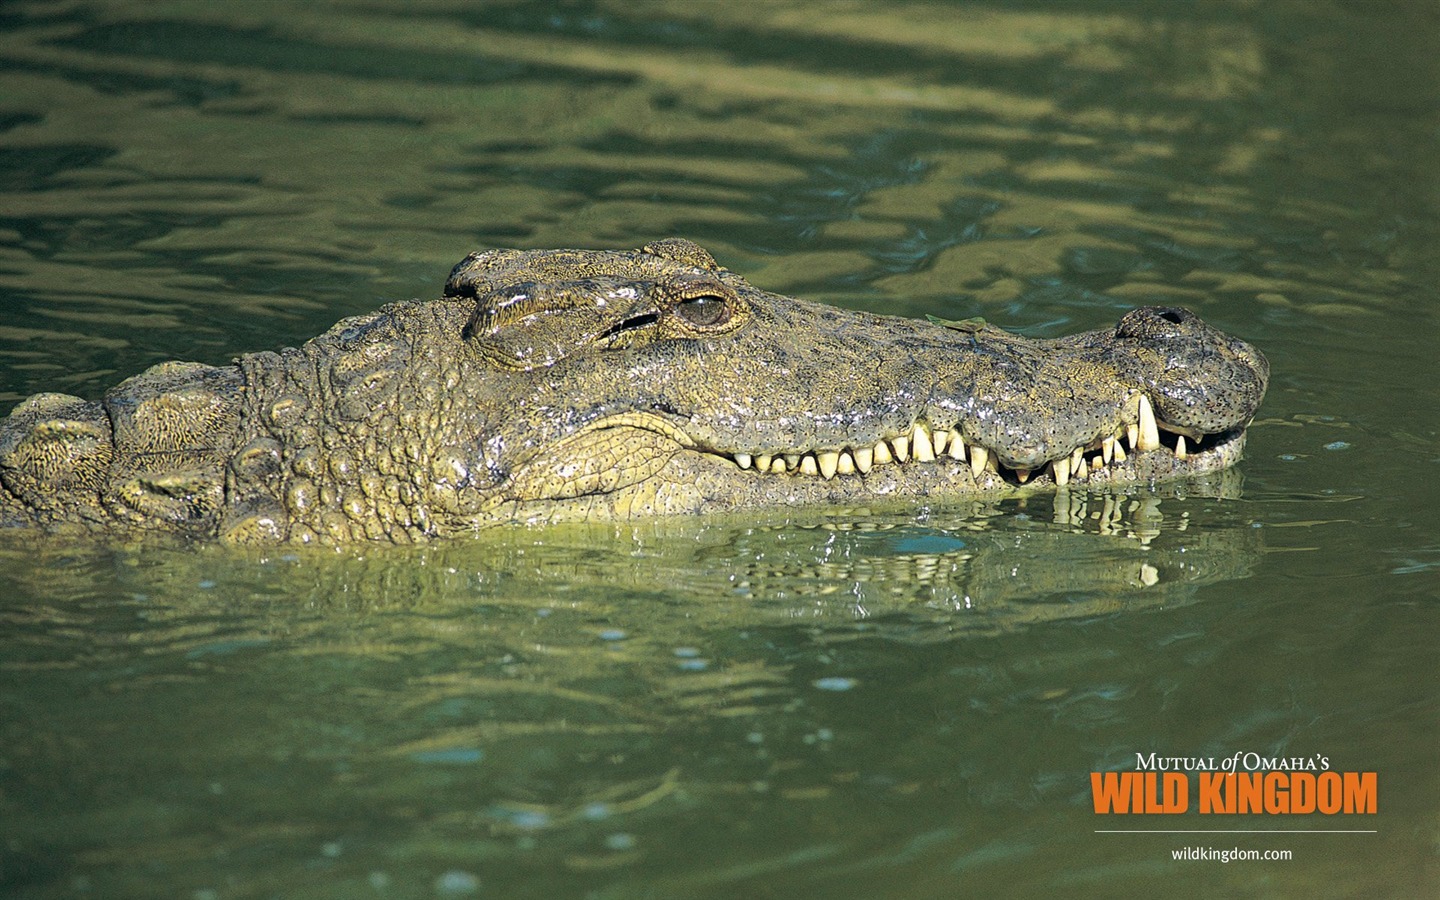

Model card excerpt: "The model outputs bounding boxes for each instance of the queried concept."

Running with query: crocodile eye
[676,294,731,328]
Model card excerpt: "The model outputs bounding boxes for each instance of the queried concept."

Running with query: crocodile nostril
[1114,306,1204,340]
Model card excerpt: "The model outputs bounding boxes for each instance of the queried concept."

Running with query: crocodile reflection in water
[695,479,1256,631]
[2,488,1260,638]
[0,239,1267,544]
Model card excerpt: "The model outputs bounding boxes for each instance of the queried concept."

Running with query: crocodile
[0,238,1268,544]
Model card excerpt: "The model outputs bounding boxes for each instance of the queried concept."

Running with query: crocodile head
[0,239,1268,543]
[430,238,1266,528]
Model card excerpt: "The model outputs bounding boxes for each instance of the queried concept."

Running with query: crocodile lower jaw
[500,394,1251,522]
[710,427,1244,492]
[706,393,1245,491]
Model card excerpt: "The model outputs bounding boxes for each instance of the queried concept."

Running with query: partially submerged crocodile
[0,239,1267,544]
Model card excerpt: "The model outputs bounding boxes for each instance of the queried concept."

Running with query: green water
[1,2,1436,897]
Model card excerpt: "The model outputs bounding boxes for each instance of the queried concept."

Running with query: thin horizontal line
[1095,830,1376,834]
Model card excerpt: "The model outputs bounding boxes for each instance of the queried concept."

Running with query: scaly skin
[0,239,1268,544]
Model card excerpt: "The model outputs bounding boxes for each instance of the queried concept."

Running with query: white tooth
[947,435,966,461]
[755,454,773,472]
[1126,422,1139,452]
[1075,457,1089,480]
[837,451,855,475]
[1052,458,1069,486]
[873,440,894,465]
[818,451,839,479]
[735,453,752,470]
[1113,441,1126,463]
[1175,434,1187,459]
[969,444,988,478]
[932,429,950,457]
[854,446,874,473]
[891,434,911,463]
[800,454,819,476]
[1138,394,1161,452]
[1102,436,1114,464]
[912,423,935,462]
[785,453,801,469]
[1016,467,1031,484]
[1071,446,1085,476]
[770,457,787,474]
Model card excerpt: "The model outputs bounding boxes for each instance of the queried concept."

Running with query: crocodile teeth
[969,444,989,478]
[817,450,840,479]
[947,434,966,461]
[1174,434,1187,459]
[854,445,874,473]
[890,434,911,463]
[912,423,935,462]
[1137,394,1161,452]
[726,416,1170,484]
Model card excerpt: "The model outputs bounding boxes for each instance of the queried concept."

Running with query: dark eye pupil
[678,295,728,326]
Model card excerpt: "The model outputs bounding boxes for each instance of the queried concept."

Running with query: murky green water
[1,2,1436,896]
